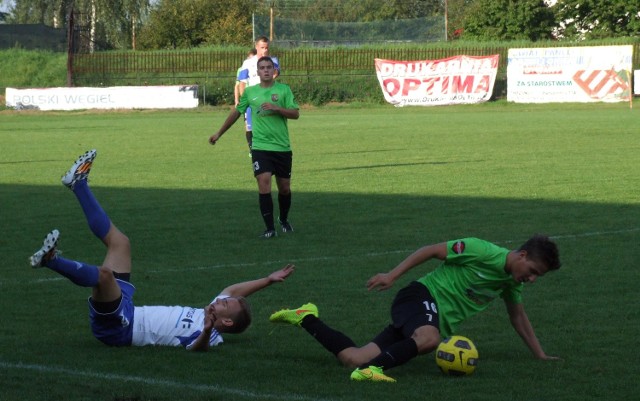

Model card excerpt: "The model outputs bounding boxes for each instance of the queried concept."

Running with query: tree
[8,0,71,27]
[462,0,555,41]
[138,0,254,49]
[268,0,442,22]
[8,0,150,50]
[553,0,640,40]
[446,0,475,39]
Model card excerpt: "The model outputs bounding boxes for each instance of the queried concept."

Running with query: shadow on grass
[3,184,639,401]
[6,183,639,269]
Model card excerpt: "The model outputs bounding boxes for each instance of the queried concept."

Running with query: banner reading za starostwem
[374,55,499,107]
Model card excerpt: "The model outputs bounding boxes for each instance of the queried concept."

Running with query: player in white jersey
[236,36,280,153]
[29,149,295,351]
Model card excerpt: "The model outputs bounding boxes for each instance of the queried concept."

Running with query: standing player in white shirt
[29,149,295,351]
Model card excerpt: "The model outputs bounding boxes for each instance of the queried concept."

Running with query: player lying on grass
[29,149,295,350]
[270,236,561,382]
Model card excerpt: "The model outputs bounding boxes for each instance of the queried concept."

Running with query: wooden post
[66,10,74,87]
[270,6,274,41]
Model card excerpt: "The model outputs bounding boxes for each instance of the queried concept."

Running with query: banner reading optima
[507,45,633,103]
[374,55,499,107]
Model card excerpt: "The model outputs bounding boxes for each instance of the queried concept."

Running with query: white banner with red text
[5,85,199,111]
[374,55,499,107]
[507,46,633,103]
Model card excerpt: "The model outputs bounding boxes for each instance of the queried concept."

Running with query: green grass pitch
[1,101,639,400]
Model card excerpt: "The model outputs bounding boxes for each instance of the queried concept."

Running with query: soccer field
[1,102,638,401]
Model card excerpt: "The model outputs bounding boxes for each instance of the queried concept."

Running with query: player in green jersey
[269,235,561,382]
[210,56,300,238]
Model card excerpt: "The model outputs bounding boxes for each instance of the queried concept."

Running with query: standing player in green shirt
[269,235,561,382]
[210,56,300,238]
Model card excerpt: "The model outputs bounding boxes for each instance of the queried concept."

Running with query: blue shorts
[88,279,135,346]
[245,107,253,131]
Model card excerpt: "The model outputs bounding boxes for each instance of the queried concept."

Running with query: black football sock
[361,338,418,370]
[278,192,291,222]
[300,315,357,356]
[259,193,275,231]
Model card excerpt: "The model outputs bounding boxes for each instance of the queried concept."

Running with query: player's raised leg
[62,149,111,242]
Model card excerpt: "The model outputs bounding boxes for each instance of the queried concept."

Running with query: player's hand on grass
[269,264,295,283]
[366,273,395,291]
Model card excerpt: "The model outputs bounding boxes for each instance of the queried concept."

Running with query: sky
[0,0,13,14]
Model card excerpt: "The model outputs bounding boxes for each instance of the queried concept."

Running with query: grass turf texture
[1,102,639,401]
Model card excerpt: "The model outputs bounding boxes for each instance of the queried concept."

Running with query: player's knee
[112,232,131,253]
[97,265,115,282]
[411,327,441,354]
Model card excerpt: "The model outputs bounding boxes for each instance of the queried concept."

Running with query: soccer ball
[435,335,479,376]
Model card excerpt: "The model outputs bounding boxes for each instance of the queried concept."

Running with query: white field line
[12,227,640,285]
[161,227,640,273]
[0,360,336,401]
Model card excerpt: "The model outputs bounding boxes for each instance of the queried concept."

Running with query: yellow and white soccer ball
[435,335,479,376]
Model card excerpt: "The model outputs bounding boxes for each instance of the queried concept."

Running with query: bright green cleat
[350,366,396,383]
[269,303,318,326]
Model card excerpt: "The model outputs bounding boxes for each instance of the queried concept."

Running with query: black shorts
[252,150,292,178]
[372,281,440,349]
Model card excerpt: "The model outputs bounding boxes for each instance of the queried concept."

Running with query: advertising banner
[374,55,499,107]
[507,46,633,103]
[5,85,199,110]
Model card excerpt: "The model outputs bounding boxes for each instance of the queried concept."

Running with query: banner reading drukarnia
[374,55,499,107]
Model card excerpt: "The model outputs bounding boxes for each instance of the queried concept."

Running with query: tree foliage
[8,0,150,50]
[462,0,555,41]
[266,0,443,22]
[5,0,640,50]
[553,0,640,39]
[138,0,254,49]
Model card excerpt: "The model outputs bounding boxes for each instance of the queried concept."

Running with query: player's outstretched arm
[505,301,561,360]
[209,108,242,145]
[220,264,295,298]
[367,242,448,291]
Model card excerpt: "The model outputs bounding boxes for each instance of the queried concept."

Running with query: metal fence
[73,43,640,78]
[70,42,640,104]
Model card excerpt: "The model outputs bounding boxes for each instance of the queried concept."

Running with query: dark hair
[249,48,257,56]
[518,234,561,271]
[255,35,269,44]
[226,296,252,334]
[257,56,274,67]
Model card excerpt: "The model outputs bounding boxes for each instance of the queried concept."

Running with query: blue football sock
[73,180,111,240]
[46,255,99,287]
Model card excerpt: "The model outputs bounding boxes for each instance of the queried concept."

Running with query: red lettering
[383,78,402,96]
[451,76,475,93]
[402,79,422,96]
[475,76,490,93]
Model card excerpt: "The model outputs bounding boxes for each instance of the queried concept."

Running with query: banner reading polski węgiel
[5,85,199,111]
[507,45,633,103]
[374,55,499,107]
